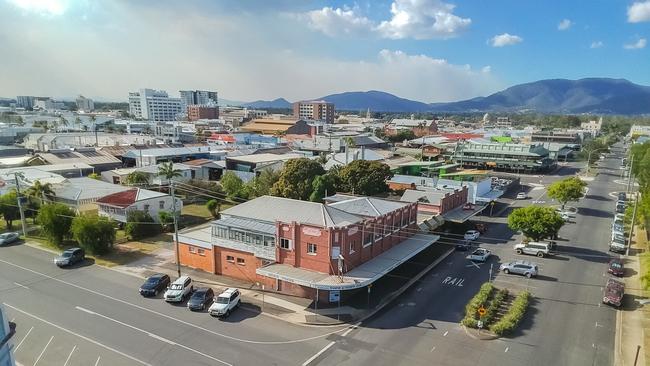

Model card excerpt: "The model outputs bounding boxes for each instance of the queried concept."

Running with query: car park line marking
[3,303,152,366]
[0,258,352,345]
[430,346,436,352]
[13,326,33,352]
[504,347,509,353]
[302,341,336,366]
[75,306,233,366]
[32,335,54,366]
[13,282,29,290]
[443,331,449,337]
[416,287,422,292]
[94,356,101,366]
[63,345,77,366]
[466,262,481,269]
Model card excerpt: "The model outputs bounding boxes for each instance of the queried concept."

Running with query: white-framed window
[237,257,245,265]
[226,255,235,263]
[349,240,357,254]
[393,214,399,233]
[363,223,373,247]
[384,218,390,237]
[401,210,408,227]
[307,243,317,255]
[197,248,205,256]
[159,200,165,209]
[280,238,291,250]
[374,222,381,242]
[188,246,196,253]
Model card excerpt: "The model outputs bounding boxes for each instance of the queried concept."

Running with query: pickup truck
[467,248,491,262]
[602,278,624,307]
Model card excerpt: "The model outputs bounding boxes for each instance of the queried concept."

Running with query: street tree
[547,177,587,209]
[508,206,565,242]
[220,171,247,200]
[271,158,325,200]
[338,160,393,196]
[37,203,76,246]
[71,215,116,255]
[0,191,21,230]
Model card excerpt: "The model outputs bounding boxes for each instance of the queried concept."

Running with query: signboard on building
[331,246,340,259]
[329,290,340,303]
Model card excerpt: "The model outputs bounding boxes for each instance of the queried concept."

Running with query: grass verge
[489,291,531,336]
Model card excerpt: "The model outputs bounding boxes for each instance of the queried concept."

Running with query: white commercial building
[34,98,64,111]
[179,90,218,108]
[128,89,182,122]
[75,95,95,112]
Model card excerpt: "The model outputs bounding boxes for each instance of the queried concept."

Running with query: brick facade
[177,243,214,273]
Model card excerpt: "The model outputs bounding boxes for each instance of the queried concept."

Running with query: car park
[464,230,480,241]
[0,232,20,246]
[187,287,214,311]
[516,192,527,200]
[467,248,491,262]
[54,248,85,267]
[139,273,171,297]
[499,261,539,278]
[602,278,624,307]
[608,259,624,277]
[209,288,241,317]
[514,242,551,257]
[164,276,193,302]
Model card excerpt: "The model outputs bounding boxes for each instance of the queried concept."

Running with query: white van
[514,242,551,257]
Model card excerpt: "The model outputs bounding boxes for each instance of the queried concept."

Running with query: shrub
[489,291,531,335]
[460,282,494,328]
[481,288,508,325]
[36,203,76,246]
[125,210,160,240]
[71,215,116,255]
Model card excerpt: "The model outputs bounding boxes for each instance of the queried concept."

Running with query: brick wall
[178,243,214,273]
[214,247,260,283]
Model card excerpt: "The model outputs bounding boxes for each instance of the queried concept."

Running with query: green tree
[157,161,182,184]
[220,171,248,200]
[0,191,21,229]
[125,210,160,240]
[338,160,393,196]
[125,171,149,186]
[37,203,76,246]
[271,158,325,200]
[508,206,565,241]
[71,215,116,255]
[158,211,174,232]
[25,180,56,204]
[246,169,281,198]
[205,199,221,219]
[309,173,338,202]
[547,177,587,209]
[87,173,101,180]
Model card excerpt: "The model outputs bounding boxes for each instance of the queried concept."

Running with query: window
[280,238,291,250]
[363,223,373,247]
[188,246,196,253]
[307,243,317,255]
[226,255,235,263]
[374,223,381,242]
[159,201,165,209]
[143,204,150,211]
[401,210,408,227]
[197,248,205,256]
[237,257,245,265]
[349,240,356,254]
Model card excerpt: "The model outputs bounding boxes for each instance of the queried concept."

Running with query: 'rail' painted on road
[442,277,465,287]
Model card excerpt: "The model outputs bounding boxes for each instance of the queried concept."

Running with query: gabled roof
[328,196,408,217]
[96,187,167,208]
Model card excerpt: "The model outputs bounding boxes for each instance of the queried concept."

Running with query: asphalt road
[0,244,349,366]
[307,152,623,366]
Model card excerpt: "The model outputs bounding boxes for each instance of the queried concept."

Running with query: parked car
[616,200,626,207]
[616,204,626,214]
[187,287,214,311]
[0,232,20,246]
[602,278,625,307]
[209,288,241,317]
[608,259,624,277]
[514,242,551,257]
[54,248,85,267]
[618,192,627,201]
[614,213,625,222]
[610,237,627,253]
[560,213,571,222]
[164,276,193,302]
[499,261,539,278]
[139,273,171,297]
[516,192,527,200]
[612,223,625,236]
[455,240,472,251]
[464,230,480,241]
[467,248,491,262]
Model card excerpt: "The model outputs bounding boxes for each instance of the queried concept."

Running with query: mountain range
[229,78,650,115]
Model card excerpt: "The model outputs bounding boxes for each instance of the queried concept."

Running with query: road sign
[478,307,486,316]
[477,320,484,329]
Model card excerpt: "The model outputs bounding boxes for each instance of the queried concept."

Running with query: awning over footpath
[476,189,504,203]
[256,233,440,291]
[442,204,486,223]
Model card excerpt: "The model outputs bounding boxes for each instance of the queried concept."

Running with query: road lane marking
[13,326,33,352]
[63,345,77,366]
[443,331,449,337]
[302,341,335,366]
[430,346,436,352]
[504,347,509,353]
[94,356,101,366]
[75,306,232,366]
[3,303,152,366]
[33,335,54,366]
[13,282,29,290]
[0,258,351,345]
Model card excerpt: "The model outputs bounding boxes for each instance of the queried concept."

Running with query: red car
[608,259,624,277]
[602,278,625,307]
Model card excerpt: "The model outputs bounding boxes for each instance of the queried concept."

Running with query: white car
[164,276,193,302]
[516,192,527,200]
[464,230,480,241]
[560,213,571,221]
[209,288,241,317]
[467,248,491,262]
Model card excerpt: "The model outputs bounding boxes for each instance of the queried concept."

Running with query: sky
[0,0,649,103]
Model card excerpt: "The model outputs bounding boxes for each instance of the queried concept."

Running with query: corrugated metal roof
[329,196,408,217]
[215,216,276,235]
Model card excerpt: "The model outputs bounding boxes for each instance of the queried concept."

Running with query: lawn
[180,202,233,227]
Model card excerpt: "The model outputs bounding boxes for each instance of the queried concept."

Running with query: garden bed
[461,282,531,336]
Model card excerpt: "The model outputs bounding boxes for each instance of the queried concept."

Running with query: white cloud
[624,38,647,49]
[301,0,471,40]
[557,19,572,30]
[628,1,650,23]
[6,0,68,15]
[590,41,604,49]
[489,33,523,47]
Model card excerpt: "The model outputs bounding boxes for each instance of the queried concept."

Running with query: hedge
[460,282,494,328]
[481,288,508,326]
[489,291,531,335]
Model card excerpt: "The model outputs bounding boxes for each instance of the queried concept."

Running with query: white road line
[0,258,349,345]
[94,356,101,366]
[3,303,152,366]
[32,335,54,366]
[13,326,33,352]
[75,306,232,366]
[504,347,509,353]
[63,345,77,366]
[443,331,449,337]
[13,282,29,290]
[430,346,436,352]
[302,341,335,366]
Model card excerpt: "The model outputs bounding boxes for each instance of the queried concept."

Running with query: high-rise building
[75,95,94,112]
[128,89,182,122]
[16,96,34,109]
[33,98,64,111]
[179,90,218,108]
[292,100,335,124]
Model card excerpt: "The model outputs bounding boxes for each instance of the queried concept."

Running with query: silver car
[0,232,20,246]
[499,260,538,278]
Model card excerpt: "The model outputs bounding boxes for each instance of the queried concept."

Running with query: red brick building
[187,105,219,121]
[385,118,438,138]
[178,195,439,304]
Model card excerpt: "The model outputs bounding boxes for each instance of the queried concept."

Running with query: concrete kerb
[461,325,500,341]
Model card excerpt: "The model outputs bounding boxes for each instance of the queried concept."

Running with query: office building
[452,141,555,173]
[187,105,219,121]
[128,89,182,122]
[16,95,34,109]
[75,95,94,112]
[33,98,64,111]
[179,90,218,108]
[292,100,335,124]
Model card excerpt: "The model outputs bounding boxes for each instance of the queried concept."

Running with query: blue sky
[0,0,648,103]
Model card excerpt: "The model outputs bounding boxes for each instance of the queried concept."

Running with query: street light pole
[13,173,27,237]
[171,181,181,277]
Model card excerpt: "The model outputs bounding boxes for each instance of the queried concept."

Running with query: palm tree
[125,171,149,186]
[49,120,59,132]
[157,162,182,184]
[74,116,82,130]
[59,116,69,131]
[26,180,55,204]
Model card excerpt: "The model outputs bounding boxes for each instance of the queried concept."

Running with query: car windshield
[191,292,204,299]
[146,277,160,284]
[170,284,183,290]
[62,252,73,258]
[0,234,9,239]
[611,262,622,269]
[216,296,229,304]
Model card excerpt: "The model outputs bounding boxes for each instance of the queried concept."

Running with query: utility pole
[171,181,181,277]
[13,173,27,237]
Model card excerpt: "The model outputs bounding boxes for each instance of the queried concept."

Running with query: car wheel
[503,268,509,274]
[236,301,241,308]
[154,289,158,296]
[536,252,544,258]
[226,309,230,317]
[525,272,532,278]
[515,249,523,254]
